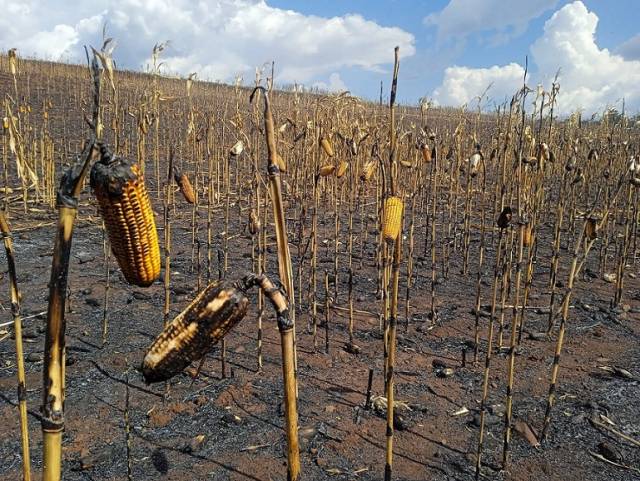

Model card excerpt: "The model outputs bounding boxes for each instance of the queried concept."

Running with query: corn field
[0,47,639,481]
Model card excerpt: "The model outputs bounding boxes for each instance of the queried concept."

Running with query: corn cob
[522,222,533,247]
[174,169,195,204]
[361,160,377,182]
[497,206,512,229]
[400,159,413,169]
[142,281,248,383]
[274,152,287,172]
[90,146,161,287]
[382,196,404,242]
[336,161,348,178]
[318,164,335,177]
[584,217,598,240]
[248,210,260,235]
[420,144,431,162]
[321,137,334,157]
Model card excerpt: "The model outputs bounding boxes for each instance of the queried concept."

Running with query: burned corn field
[0,42,639,481]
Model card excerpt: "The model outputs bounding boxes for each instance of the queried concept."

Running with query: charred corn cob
[584,217,598,240]
[142,281,249,383]
[90,146,161,287]
[318,164,335,177]
[336,161,348,178]
[321,137,334,157]
[382,196,404,242]
[174,169,195,204]
[497,206,512,229]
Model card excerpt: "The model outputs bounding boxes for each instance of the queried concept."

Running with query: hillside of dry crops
[0,51,639,481]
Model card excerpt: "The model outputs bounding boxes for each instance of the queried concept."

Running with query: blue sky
[1,0,639,114]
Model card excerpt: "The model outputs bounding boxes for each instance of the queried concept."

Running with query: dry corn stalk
[174,169,195,204]
[142,281,249,383]
[383,196,403,242]
[90,145,161,287]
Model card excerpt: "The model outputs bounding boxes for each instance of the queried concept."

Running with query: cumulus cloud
[0,0,414,87]
[531,1,640,114]
[432,63,525,107]
[424,0,558,44]
[430,1,640,114]
[313,73,348,93]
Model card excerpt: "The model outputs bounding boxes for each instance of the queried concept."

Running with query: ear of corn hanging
[336,161,348,178]
[142,281,248,383]
[318,164,335,177]
[90,145,161,287]
[382,196,403,242]
[174,170,196,204]
[421,144,432,162]
[321,137,334,157]
[361,160,377,182]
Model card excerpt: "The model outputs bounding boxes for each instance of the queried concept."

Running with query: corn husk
[336,161,348,178]
[361,160,377,181]
[230,140,244,156]
[249,210,260,235]
[421,145,432,162]
[174,171,195,204]
[318,164,335,177]
[321,137,334,157]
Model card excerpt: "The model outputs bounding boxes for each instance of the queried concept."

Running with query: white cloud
[0,0,414,87]
[531,1,640,114]
[424,0,558,44]
[432,63,525,107]
[430,1,640,114]
[313,72,348,93]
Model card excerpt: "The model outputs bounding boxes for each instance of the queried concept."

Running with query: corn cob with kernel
[142,281,249,383]
[173,168,195,204]
[90,145,161,287]
[382,196,404,242]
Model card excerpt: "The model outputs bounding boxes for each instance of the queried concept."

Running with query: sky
[1,0,639,115]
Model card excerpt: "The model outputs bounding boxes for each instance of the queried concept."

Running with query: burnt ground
[0,186,639,481]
